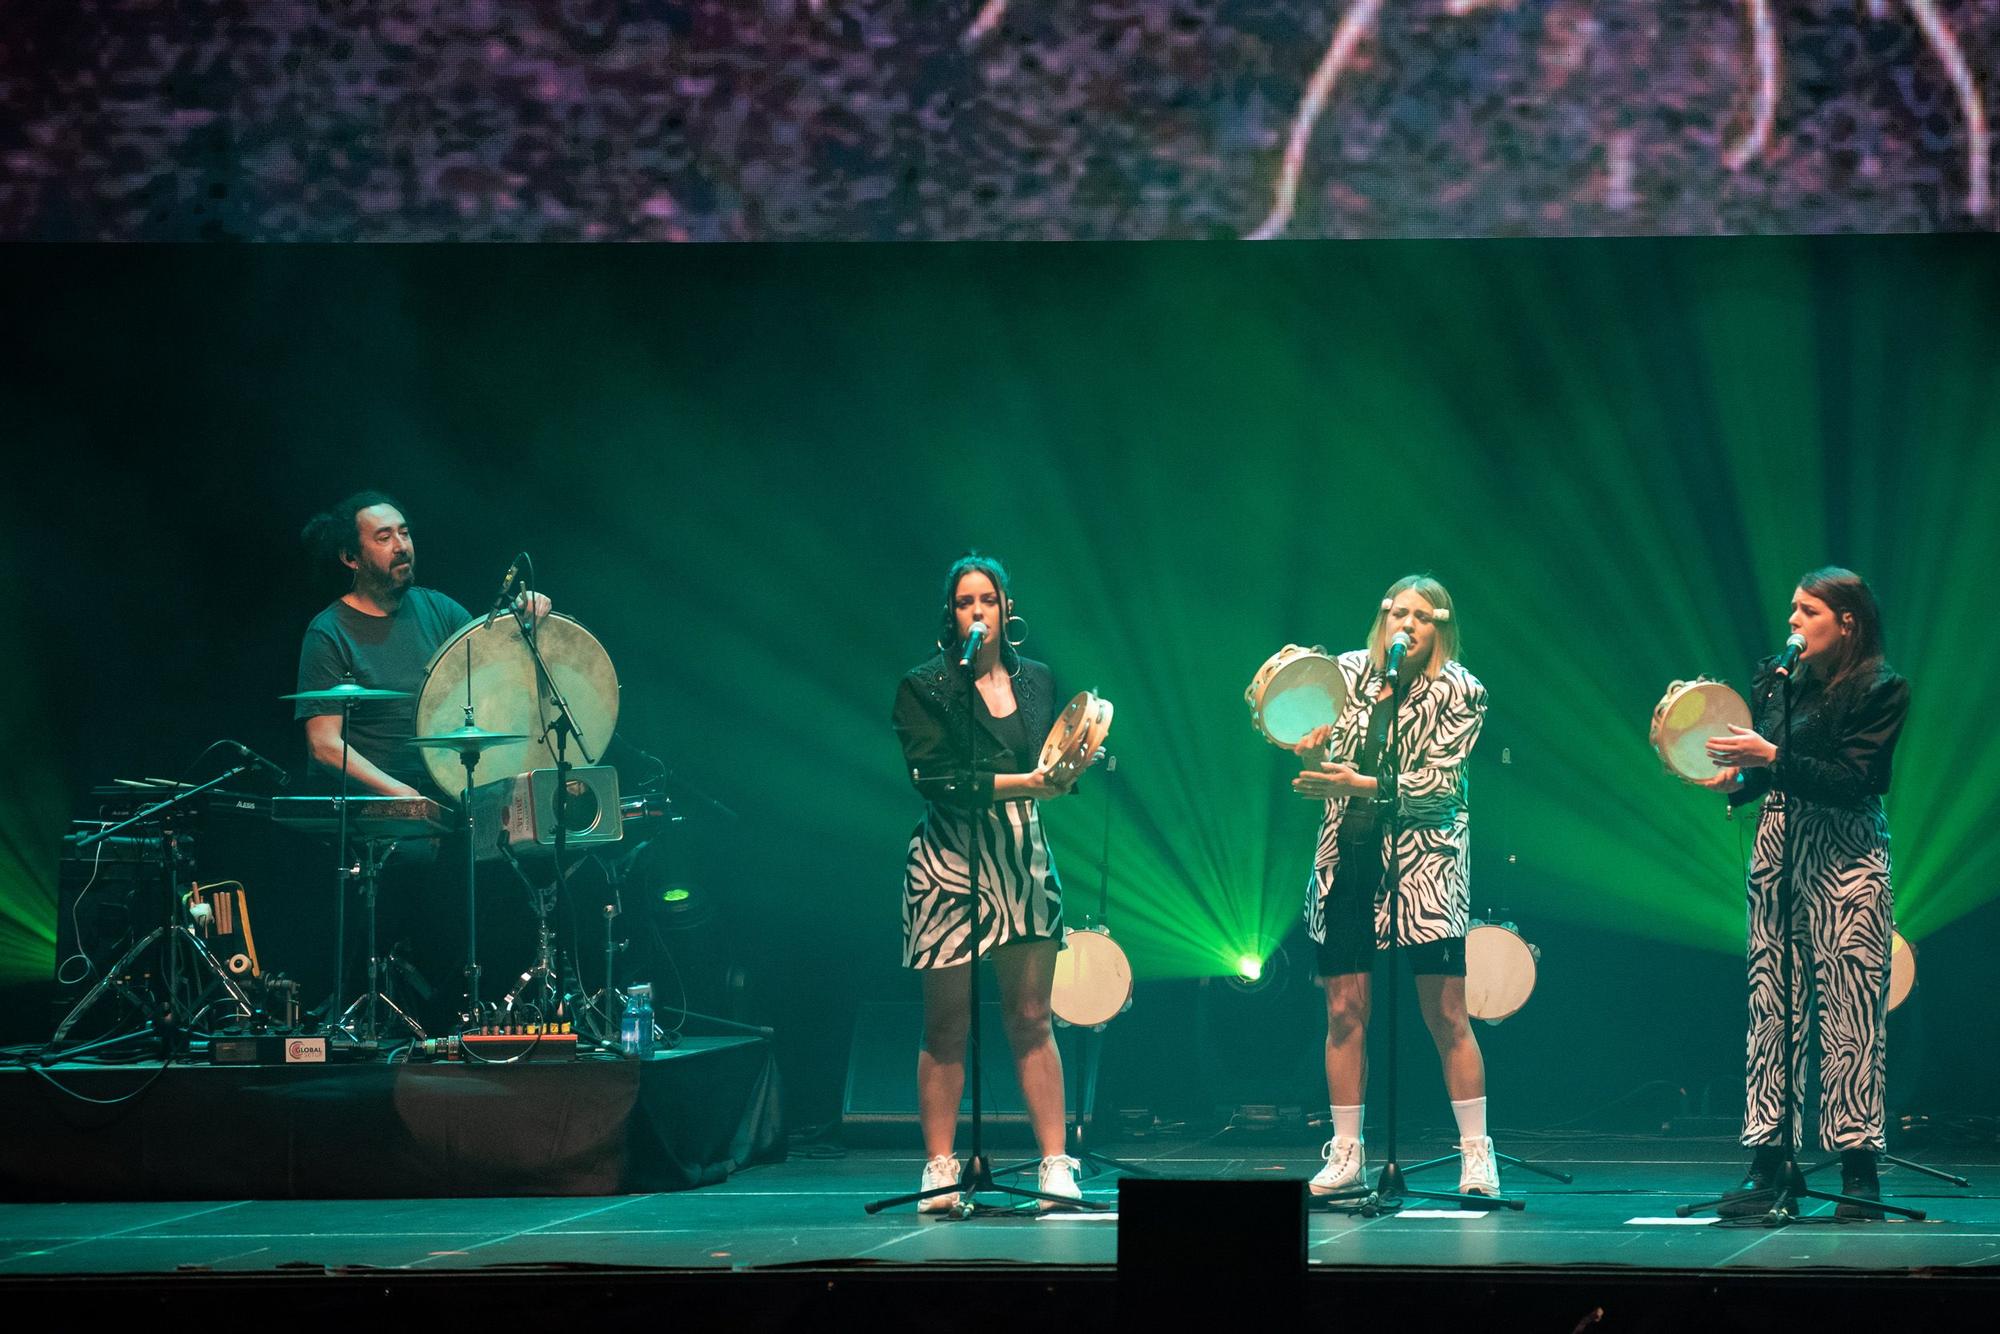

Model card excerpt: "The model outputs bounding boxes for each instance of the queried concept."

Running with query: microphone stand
[867,632,1099,1215]
[1321,667,1517,1215]
[1679,667,1922,1223]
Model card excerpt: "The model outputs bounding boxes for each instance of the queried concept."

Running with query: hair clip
[1380,598,1393,612]
[1432,608,1450,622]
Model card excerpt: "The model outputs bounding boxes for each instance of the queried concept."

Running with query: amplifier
[470,767,622,861]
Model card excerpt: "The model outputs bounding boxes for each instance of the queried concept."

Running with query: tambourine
[1040,690,1114,787]
[1245,645,1347,747]
[1649,678,1751,782]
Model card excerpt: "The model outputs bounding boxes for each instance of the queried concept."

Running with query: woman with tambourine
[1289,575,1498,1199]
[1697,567,1909,1218]
[891,553,1096,1212]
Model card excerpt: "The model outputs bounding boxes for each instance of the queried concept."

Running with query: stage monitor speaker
[841,1000,1027,1127]
[1117,1177,1306,1314]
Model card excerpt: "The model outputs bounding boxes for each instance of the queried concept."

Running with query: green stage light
[661,887,692,904]
[1235,954,1263,983]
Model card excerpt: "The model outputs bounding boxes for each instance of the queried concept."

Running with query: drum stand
[866,648,1104,1216]
[335,838,426,1044]
[497,846,568,1024]
[1317,676,1518,1216]
[1678,675,1922,1224]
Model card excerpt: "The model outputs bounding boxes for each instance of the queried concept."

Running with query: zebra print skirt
[901,799,1063,969]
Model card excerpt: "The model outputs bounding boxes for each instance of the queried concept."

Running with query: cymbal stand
[336,838,426,1043]
[456,634,489,1024]
[498,845,562,1022]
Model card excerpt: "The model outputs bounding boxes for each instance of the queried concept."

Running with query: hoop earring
[1005,614,1028,649]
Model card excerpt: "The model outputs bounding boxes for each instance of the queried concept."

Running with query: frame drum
[1464,921,1539,1024]
[1245,645,1347,748]
[1649,678,1751,782]
[1888,929,1915,1013]
[415,613,621,794]
[1051,926,1133,1029]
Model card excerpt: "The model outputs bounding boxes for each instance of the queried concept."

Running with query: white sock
[1332,1104,1364,1140]
[1451,1096,1487,1141]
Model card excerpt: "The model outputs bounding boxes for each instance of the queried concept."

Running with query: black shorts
[1315,930,1465,979]
[1315,836,1465,977]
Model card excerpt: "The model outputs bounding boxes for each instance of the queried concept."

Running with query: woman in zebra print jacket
[1702,567,1909,1217]
[1289,575,1499,1200]
[890,553,1095,1211]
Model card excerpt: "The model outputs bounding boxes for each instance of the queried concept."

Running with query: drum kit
[279,611,636,1048]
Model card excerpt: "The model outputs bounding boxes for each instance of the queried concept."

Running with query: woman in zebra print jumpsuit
[1290,575,1499,1200]
[891,554,1095,1211]
[1702,567,1909,1217]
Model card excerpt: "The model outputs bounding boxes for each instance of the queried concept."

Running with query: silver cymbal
[282,683,415,703]
[407,725,530,753]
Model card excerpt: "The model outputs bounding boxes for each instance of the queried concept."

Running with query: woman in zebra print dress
[1289,575,1499,1200]
[1701,567,1909,1217]
[891,553,1094,1210]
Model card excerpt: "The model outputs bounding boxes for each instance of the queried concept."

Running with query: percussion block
[1117,1177,1305,1313]
[471,765,623,861]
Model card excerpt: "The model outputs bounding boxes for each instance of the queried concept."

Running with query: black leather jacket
[892,653,1057,810]
[1730,658,1909,810]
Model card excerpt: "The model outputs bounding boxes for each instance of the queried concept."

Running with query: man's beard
[359,559,413,599]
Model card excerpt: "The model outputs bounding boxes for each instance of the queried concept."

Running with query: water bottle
[620,983,655,1059]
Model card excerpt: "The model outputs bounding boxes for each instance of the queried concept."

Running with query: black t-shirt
[294,588,473,791]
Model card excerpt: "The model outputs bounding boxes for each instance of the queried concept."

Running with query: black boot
[1836,1149,1883,1220]
[1717,1143,1788,1218]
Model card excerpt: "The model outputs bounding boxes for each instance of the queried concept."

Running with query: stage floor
[4,1133,1997,1276]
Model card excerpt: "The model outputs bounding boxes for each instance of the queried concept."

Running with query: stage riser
[0,1038,783,1200]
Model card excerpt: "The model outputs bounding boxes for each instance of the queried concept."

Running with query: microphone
[1383,630,1413,681]
[1773,632,1807,678]
[227,741,290,788]
[960,620,988,669]
[484,553,526,628]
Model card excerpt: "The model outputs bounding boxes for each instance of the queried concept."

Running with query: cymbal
[407,725,530,753]
[283,683,414,703]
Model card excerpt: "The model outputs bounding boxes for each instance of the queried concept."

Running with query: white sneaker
[1036,1154,1083,1209]
[1310,1136,1367,1196]
[918,1154,961,1214]
[1458,1135,1500,1198]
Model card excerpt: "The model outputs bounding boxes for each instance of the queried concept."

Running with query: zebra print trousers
[1741,794,1893,1152]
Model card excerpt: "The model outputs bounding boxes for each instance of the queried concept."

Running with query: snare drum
[1051,926,1134,1029]
[1041,691,1114,787]
[1245,645,1348,748]
[1464,920,1539,1024]
[1649,678,1751,782]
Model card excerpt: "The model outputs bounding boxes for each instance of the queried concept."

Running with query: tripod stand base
[863,1153,1110,1215]
[1315,1159,1525,1214]
[1679,1159,1927,1223]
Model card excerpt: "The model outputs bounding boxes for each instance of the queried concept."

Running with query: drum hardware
[331,838,427,1045]
[281,677,417,1042]
[495,842,570,1026]
[49,755,274,1058]
[1246,645,1349,749]
[1649,678,1752,783]
[471,765,624,862]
